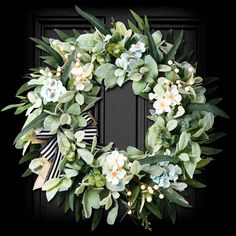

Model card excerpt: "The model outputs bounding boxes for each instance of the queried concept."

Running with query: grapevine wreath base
[2,6,228,230]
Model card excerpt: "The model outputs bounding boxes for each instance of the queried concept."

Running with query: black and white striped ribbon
[36,112,97,182]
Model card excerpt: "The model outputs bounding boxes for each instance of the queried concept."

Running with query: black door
[1,0,234,232]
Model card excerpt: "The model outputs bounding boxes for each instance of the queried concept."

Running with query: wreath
[2,6,228,230]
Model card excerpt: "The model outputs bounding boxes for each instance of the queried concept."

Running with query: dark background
[0,0,235,233]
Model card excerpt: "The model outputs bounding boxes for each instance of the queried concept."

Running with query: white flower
[106,150,127,169]
[102,150,127,185]
[74,77,89,91]
[153,98,171,114]
[71,62,92,91]
[40,78,66,104]
[106,169,126,185]
[165,85,182,106]
[129,41,146,54]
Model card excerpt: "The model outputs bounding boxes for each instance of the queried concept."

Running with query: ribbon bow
[33,112,97,189]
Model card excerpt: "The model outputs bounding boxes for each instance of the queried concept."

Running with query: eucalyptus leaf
[67,103,81,115]
[77,148,94,165]
[130,160,141,175]
[58,91,75,103]
[107,205,118,225]
[42,178,62,191]
[44,115,60,131]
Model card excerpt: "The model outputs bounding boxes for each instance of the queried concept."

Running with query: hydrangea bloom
[151,161,182,188]
[40,78,66,104]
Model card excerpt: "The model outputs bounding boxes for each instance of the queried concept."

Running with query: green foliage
[14,112,47,144]
[75,6,110,35]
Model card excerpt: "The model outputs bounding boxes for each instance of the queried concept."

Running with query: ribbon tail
[33,157,52,190]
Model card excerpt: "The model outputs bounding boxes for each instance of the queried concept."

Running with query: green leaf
[54,29,70,41]
[61,51,75,86]
[144,25,161,63]
[30,37,63,66]
[179,153,189,161]
[184,155,200,178]
[57,131,70,156]
[166,200,176,224]
[91,209,103,231]
[146,202,162,219]
[144,15,149,29]
[19,151,39,164]
[22,168,32,177]
[67,103,81,115]
[42,178,61,191]
[130,185,140,205]
[44,115,60,131]
[164,30,184,63]
[132,80,146,95]
[75,93,84,105]
[126,146,144,159]
[83,189,100,218]
[161,188,191,208]
[69,189,75,211]
[84,96,101,105]
[75,6,110,35]
[201,146,222,155]
[138,155,175,165]
[166,29,173,44]
[130,161,141,175]
[130,10,144,30]
[14,104,31,115]
[58,91,75,103]
[180,50,194,62]
[107,205,118,225]
[75,199,82,223]
[95,63,117,79]
[197,157,214,168]
[207,98,222,105]
[77,148,94,165]
[64,193,70,213]
[46,186,60,202]
[1,103,26,112]
[128,20,141,34]
[185,178,206,188]
[60,113,71,126]
[203,76,219,86]
[101,142,113,152]
[177,132,190,152]
[166,119,178,131]
[204,132,226,144]
[16,82,35,96]
[14,112,47,144]
[186,103,229,119]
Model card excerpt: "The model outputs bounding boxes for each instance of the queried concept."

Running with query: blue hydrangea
[151,161,182,188]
